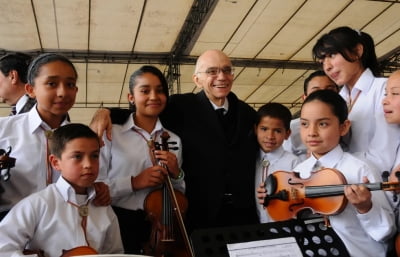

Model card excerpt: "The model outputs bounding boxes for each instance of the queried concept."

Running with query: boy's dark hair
[0,53,32,84]
[256,102,292,130]
[303,70,338,95]
[27,53,78,85]
[49,123,99,158]
[302,89,348,124]
[312,26,381,76]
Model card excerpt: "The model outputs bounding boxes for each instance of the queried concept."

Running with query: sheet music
[227,237,303,257]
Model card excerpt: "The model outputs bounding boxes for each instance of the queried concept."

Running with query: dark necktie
[216,108,227,130]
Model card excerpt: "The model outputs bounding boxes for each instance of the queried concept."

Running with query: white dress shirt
[0,105,69,212]
[99,113,185,210]
[340,68,400,172]
[293,145,395,257]
[0,176,123,256]
[282,117,308,161]
[255,146,300,223]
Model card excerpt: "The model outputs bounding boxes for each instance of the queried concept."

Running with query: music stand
[190,217,350,257]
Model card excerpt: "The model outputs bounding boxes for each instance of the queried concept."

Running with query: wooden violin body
[60,246,98,257]
[264,168,400,221]
[144,187,189,256]
[143,131,194,257]
[23,246,97,257]
[0,146,16,182]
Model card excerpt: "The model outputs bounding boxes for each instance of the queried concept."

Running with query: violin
[263,168,400,221]
[143,131,194,257]
[0,146,16,182]
[23,246,97,257]
[60,246,98,257]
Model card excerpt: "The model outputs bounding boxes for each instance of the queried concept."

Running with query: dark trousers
[112,206,151,255]
[215,201,258,228]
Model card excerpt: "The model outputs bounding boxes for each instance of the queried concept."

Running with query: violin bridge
[290,187,298,200]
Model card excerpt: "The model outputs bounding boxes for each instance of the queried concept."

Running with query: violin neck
[305,182,383,198]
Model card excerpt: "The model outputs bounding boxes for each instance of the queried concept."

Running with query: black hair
[27,53,78,85]
[128,65,169,111]
[303,70,338,95]
[0,53,32,83]
[312,26,381,76]
[49,123,99,158]
[302,89,348,124]
[256,102,292,131]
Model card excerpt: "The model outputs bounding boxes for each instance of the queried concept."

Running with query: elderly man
[91,49,259,233]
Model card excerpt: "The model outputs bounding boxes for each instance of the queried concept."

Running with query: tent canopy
[1,0,399,123]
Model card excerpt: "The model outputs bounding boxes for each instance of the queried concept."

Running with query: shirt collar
[294,145,344,178]
[316,144,343,169]
[55,176,96,204]
[15,94,29,113]
[259,146,285,163]
[210,97,229,113]
[341,68,374,97]
[123,112,164,137]
[28,105,70,134]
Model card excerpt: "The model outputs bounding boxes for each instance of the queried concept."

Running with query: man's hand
[89,108,112,146]
[93,182,111,206]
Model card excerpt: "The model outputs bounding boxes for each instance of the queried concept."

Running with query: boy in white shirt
[0,123,123,256]
[254,102,300,223]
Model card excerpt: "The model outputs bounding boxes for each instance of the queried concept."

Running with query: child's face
[255,116,290,153]
[300,100,349,159]
[50,137,100,194]
[305,76,338,97]
[128,72,167,119]
[0,71,14,105]
[26,61,77,124]
[383,72,400,124]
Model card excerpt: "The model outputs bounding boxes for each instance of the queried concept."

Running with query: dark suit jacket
[162,91,258,230]
[110,91,258,231]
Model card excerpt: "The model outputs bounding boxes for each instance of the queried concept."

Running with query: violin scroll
[0,146,16,181]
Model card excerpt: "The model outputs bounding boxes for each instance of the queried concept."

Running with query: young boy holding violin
[0,123,123,256]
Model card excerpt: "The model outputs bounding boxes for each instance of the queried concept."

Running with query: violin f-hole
[288,178,304,188]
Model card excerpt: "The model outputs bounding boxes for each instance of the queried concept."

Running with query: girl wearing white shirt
[382,71,400,256]
[0,53,78,220]
[99,65,185,254]
[258,90,395,257]
[312,26,400,173]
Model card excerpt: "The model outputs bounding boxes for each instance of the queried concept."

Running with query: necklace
[68,200,90,245]
[347,90,361,113]
[40,125,54,186]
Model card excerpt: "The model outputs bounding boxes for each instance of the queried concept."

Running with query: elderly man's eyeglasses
[197,67,234,76]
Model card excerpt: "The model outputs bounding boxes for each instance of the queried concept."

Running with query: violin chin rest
[263,174,277,207]
[265,174,277,195]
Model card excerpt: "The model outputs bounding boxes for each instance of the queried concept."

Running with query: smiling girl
[312,26,400,173]
[99,65,185,254]
[258,89,395,257]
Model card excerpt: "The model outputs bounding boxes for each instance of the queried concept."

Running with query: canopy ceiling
[1,0,400,124]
